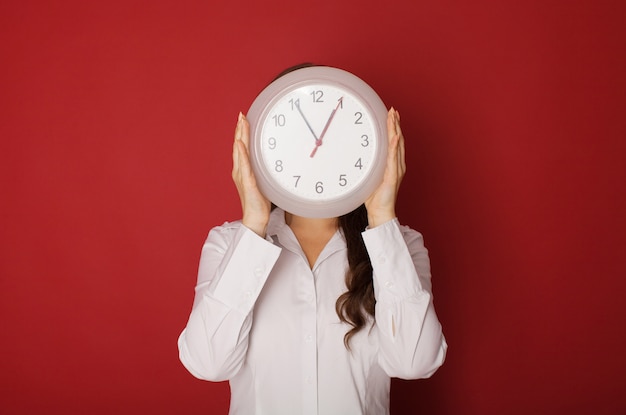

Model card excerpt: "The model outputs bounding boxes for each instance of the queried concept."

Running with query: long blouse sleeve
[177,222,282,381]
[362,218,447,379]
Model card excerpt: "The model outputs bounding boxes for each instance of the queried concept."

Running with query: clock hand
[294,100,319,141]
[310,97,343,158]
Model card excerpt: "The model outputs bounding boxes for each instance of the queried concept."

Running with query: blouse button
[384,280,394,289]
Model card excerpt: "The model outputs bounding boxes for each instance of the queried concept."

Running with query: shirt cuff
[362,218,425,300]
[209,225,282,313]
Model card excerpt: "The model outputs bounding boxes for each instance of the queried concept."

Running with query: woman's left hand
[365,108,406,227]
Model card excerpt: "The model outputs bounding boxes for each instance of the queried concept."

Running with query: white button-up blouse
[178,209,447,415]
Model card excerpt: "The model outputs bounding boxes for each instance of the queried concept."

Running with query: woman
[178,106,447,414]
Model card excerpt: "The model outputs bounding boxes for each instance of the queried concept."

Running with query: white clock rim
[247,66,388,219]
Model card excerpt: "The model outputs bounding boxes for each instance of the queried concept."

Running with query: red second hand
[310,97,343,158]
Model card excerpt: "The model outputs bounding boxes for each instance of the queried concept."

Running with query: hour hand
[294,100,319,141]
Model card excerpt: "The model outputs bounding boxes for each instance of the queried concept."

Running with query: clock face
[247,66,387,218]
[258,84,377,203]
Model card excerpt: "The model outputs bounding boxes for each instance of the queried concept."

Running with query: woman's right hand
[232,112,271,237]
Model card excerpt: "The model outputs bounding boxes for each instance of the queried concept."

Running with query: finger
[240,113,251,150]
[385,134,400,184]
[232,142,239,180]
[239,115,255,185]
[232,113,243,177]
[395,109,406,176]
[234,112,244,140]
[386,108,396,146]
[235,139,253,183]
[385,109,400,179]
[390,109,405,177]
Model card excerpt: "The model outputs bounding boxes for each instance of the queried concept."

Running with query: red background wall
[1,1,624,414]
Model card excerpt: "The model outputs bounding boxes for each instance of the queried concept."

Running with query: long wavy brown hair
[337,204,375,349]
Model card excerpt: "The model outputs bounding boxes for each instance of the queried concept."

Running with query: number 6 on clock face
[247,66,388,218]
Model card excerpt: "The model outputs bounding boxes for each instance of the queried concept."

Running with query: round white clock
[246,66,388,218]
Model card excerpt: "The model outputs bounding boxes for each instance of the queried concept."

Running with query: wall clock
[246,66,388,218]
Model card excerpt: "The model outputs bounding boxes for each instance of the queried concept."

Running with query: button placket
[300,269,318,415]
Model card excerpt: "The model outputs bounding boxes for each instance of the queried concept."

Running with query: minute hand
[310,97,343,158]
[295,100,319,141]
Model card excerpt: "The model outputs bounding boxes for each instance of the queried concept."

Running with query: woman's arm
[363,108,447,378]
[363,220,447,379]
[178,113,279,380]
[178,223,281,381]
